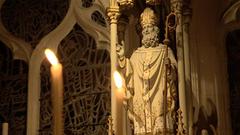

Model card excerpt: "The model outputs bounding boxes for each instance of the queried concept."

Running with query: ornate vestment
[124,44,177,135]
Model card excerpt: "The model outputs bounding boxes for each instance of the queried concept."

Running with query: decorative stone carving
[107,7,121,24]
[117,8,177,135]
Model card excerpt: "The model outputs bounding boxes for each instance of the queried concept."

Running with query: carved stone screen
[1,0,69,48]
[40,25,111,135]
[0,42,28,134]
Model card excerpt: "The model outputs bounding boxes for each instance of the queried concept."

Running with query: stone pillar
[170,0,188,134]
[182,1,193,134]
[107,2,121,135]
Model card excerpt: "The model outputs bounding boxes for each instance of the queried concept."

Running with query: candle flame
[45,49,59,66]
[113,71,123,89]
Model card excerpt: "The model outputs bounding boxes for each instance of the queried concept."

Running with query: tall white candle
[113,71,124,135]
[2,122,8,135]
[45,49,64,135]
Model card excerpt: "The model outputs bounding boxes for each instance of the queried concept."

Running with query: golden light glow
[45,49,59,66]
[113,71,123,89]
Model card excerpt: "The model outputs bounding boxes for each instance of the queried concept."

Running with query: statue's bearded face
[141,25,159,48]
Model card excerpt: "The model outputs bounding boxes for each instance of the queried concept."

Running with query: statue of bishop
[117,7,178,135]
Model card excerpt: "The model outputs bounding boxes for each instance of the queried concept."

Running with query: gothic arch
[27,0,110,134]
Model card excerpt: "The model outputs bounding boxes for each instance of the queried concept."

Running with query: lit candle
[2,122,8,135]
[45,49,64,135]
[113,71,124,135]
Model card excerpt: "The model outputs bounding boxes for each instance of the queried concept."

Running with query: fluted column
[107,2,121,135]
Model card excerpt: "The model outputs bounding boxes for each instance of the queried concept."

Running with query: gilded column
[107,2,121,135]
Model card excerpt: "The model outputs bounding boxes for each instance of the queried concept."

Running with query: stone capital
[107,7,120,24]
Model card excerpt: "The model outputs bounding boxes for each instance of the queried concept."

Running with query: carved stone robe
[125,44,177,135]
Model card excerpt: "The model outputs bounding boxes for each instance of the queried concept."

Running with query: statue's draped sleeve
[118,55,134,97]
[125,59,134,96]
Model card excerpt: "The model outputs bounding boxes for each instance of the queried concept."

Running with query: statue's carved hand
[116,40,125,60]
